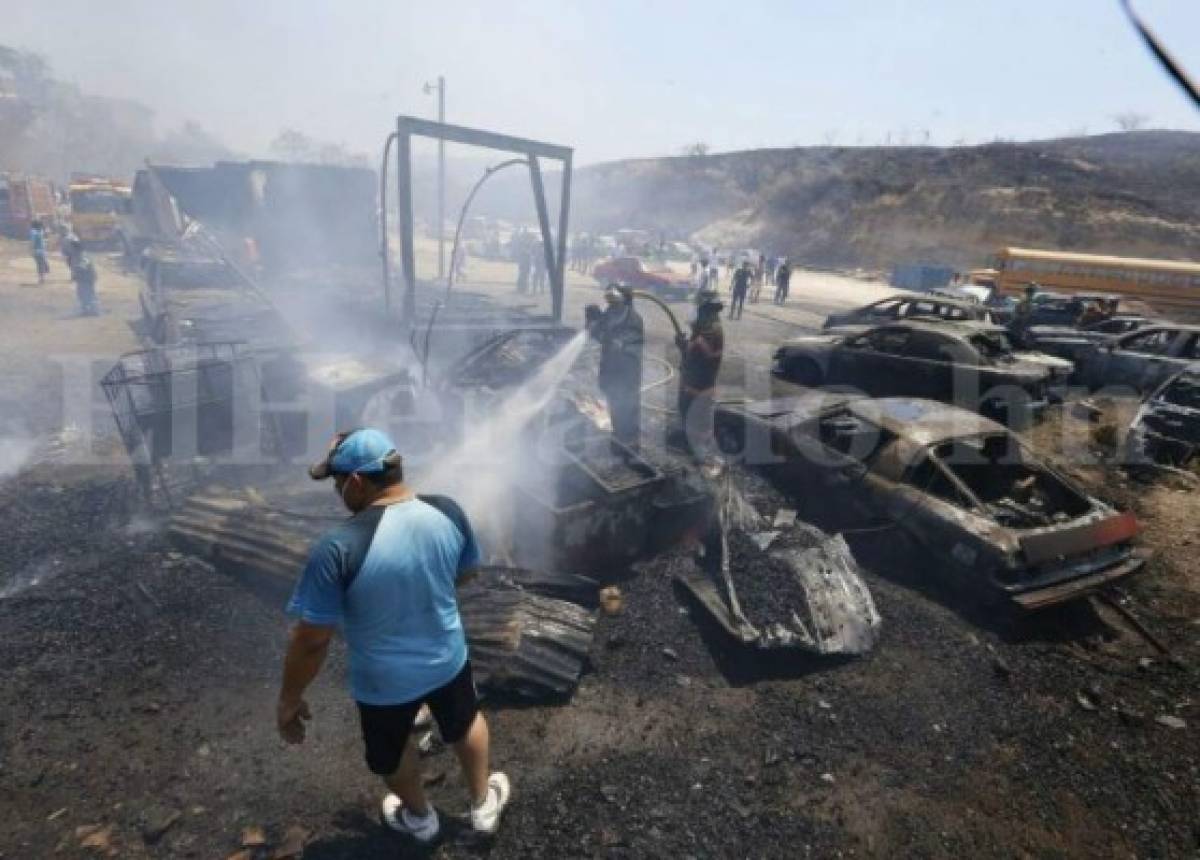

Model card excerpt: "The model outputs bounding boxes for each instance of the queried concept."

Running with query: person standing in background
[531,245,547,294]
[750,252,766,302]
[515,245,531,293]
[774,259,792,305]
[29,219,50,285]
[730,260,753,319]
[69,246,100,316]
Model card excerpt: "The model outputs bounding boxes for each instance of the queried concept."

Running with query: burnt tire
[785,357,823,387]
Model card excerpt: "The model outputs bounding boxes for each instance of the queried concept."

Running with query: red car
[592,256,693,301]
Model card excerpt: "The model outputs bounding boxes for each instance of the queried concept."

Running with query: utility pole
[424,75,446,280]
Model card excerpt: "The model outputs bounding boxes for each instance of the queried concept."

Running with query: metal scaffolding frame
[388,116,573,324]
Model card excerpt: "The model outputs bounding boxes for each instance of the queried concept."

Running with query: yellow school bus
[993,247,1200,314]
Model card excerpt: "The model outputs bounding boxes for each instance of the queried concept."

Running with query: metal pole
[555,151,572,323]
[396,120,417,327]
[379,132,397,312]
[437,76,446,281]
[527,155,558,315]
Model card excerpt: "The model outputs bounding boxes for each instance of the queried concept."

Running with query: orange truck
[0,174,57,238]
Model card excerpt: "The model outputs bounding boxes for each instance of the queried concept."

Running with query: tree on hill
[1113,112,1150,132]
[269,128,368,167]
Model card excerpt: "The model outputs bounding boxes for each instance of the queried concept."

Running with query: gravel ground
[1,455,1197,859]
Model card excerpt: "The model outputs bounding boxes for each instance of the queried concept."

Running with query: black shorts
[356,661,480,776]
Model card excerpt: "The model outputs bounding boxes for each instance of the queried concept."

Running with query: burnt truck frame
[715,394,1147,609]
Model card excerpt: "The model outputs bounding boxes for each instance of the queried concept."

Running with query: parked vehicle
[774,320,1072,420]
[592,256,694,300]
[69,176,131,247]
[0,175,57,238]
[823,294,994,331]
[1126,367,1200,470]
[714,393,1147,609]
[1078,324,1200,394]
[992,246,1200,316]
[1026,315,1159,363]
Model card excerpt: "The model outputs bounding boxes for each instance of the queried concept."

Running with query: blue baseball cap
[309,428,401,480]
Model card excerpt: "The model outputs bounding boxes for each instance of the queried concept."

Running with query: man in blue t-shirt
[277,428,510,843]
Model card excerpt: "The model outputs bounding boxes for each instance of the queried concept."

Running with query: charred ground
[0,244,1197,859]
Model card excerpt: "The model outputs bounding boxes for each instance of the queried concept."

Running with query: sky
[7,0,1200,166]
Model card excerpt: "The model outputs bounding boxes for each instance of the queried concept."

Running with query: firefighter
[675,291,725,458]
[586,285,644,449]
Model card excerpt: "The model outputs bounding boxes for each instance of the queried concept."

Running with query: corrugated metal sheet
[169,490,595,700]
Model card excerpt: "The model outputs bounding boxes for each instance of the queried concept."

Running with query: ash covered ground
[0,242,1198,858]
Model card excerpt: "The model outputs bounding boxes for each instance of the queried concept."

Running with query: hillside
[566,131,1200,269]
[0,45,235,182]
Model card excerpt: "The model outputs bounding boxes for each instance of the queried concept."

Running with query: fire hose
[629,289,686,355]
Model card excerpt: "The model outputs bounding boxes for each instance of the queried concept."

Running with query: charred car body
[823,293,995,331]
[1023,315,1158,363]
[1126,367,1200,470]
[773,320,1071,422]
[715,394,1147,609]
[1079,323,1200,394]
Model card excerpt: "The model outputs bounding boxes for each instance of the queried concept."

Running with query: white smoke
[0,434,36,482]
[420,330,589,557]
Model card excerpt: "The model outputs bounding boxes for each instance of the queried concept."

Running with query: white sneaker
[470,772,511,835]
[381,793,440,843]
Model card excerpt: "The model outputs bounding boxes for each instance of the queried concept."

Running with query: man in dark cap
[675,291,725,457]
[586,284,645,448]
[278,428,510,844]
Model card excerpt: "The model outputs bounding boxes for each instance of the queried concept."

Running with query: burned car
[1078,323,1200,394]
[1126,367,1200,470]
[715,394,1147,609]
[773,320,1072,420]
[823,293,994,330]
[1024,314,1158,363]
